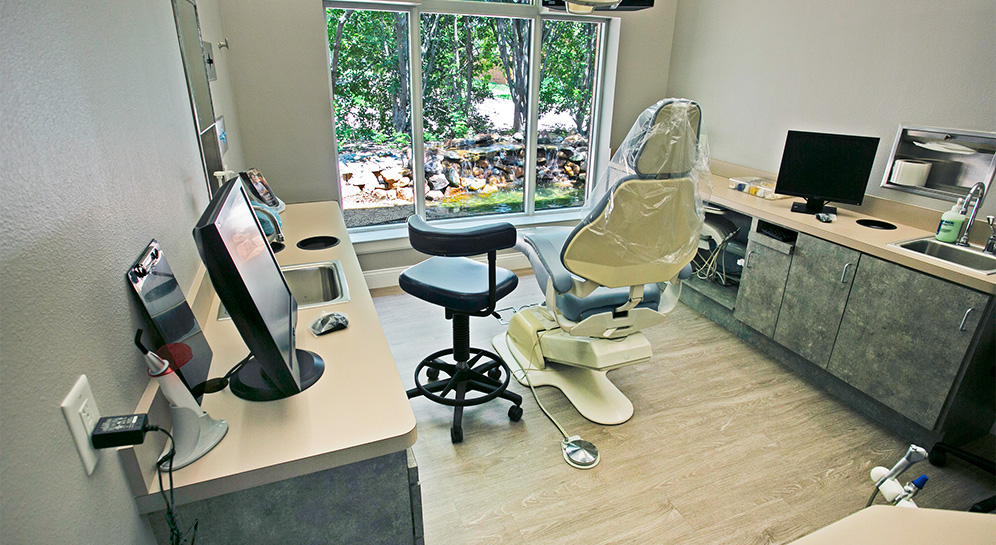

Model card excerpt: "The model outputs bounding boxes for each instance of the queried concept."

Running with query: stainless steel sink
[219,260,350,319]
[889,237,996,274]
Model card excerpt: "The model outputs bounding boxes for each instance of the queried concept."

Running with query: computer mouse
[310,312,348,336]
[816,213,835,223]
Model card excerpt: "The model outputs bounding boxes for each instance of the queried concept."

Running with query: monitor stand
[229,349,325,401]
[791,198,836,215]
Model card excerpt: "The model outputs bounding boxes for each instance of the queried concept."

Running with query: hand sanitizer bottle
[936,199,966,243]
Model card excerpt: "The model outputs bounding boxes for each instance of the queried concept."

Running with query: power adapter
[91,414,150,449]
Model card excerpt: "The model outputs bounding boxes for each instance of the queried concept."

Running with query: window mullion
[523,16,542,216]
[408,6,427,218]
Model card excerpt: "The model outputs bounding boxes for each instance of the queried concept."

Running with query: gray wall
[667,0,996,217]
[0,1,210,543]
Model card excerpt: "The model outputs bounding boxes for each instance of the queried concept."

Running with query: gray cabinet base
[680,288,941,446]
[147,450,422,545]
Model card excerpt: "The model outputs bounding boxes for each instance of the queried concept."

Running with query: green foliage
[327,9,600,147]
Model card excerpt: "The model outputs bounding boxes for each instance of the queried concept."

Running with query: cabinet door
[734,235,793,337]
[827,255,990,429]
[773,233,861,367]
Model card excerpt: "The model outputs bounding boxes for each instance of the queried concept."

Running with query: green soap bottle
[936,198,966,243]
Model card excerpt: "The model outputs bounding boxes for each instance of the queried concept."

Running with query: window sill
[350,208,584,255]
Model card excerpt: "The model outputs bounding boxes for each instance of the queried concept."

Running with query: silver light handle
[840,262,854,284]
[959,308,975,332]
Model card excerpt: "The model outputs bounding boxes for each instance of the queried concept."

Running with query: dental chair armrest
[407,215,516,257]
[516,228,575,294]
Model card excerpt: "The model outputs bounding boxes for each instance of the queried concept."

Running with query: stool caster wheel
[450,426,463,444]
[488,368,502,380]
[508,405,523,422]
[928,448,947,467]
[426,367,440,381]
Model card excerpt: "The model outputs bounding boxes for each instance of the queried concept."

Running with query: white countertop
[125,201,417,513]
[705,175,996,295]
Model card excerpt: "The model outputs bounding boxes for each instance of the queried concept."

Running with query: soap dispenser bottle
[936,198,966,243]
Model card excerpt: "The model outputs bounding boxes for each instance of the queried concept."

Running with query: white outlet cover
[61,375,101,475]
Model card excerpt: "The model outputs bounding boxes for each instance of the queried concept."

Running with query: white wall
[217,0,341,204]
[0,1,210,543]
[198,0,249,174]
[667,0,996,217]
[608,1,679,147]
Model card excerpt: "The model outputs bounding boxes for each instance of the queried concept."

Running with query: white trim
[363,251,533,288]
[350,206,582,250]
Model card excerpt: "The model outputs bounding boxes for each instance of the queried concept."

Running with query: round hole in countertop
[297,235,341,250]
[270,241,285,253]
[856,219,897,230]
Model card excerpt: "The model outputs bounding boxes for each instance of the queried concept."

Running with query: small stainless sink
[889,237,996,274]
[219,260,350,319]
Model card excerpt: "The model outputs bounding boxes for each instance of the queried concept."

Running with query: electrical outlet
[61,375,101,475]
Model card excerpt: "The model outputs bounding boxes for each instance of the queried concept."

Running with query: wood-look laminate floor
[371,275,994,545]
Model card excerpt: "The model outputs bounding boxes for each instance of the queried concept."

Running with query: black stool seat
[400,256,518,314]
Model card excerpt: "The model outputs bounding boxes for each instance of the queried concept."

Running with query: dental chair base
[492,306,654,425]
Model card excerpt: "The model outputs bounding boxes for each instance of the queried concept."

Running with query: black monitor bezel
[192,179,302,398]
[775,130,880,213]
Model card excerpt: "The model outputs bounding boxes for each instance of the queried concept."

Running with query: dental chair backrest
[561,99,705,288]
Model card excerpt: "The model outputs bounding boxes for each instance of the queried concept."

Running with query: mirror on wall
[172,0,224,195]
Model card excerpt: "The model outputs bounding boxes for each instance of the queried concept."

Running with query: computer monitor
[192,179,324,401]
[775,130,880,214]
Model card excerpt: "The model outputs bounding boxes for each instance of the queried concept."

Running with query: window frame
[324,0,618,240]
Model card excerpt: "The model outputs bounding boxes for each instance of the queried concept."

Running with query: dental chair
[492,98,708,425]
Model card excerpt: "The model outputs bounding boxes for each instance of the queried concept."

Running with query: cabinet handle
[840,262,854,284]
[959,308,975,331]
[745,250,756,268]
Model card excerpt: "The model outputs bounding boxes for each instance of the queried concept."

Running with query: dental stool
[400,216,524,443]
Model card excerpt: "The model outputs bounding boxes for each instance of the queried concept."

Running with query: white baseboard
[363,253,532,289]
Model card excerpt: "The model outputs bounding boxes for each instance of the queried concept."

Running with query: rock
[340,183,361,197]
[468,178,486,191]
[424,157,442,176]
[512,132,524,142]
[563,133,586,147]
[513,166,524,179]
[397,187,414,202]
[428,173,449,191]
[571,152,587,164]
[474,133,494,146]
[426,190,444,201]
[444,186,463,197]
[352,170,379,188]
[380,167,407,187]
[444,150,463,162]
[446,166,461,186]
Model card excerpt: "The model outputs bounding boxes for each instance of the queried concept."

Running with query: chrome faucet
[253,206,285,244]
[984,216,996,256]
[955,182,987,247]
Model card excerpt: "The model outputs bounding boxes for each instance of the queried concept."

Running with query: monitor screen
[775,130,880,214]
[192,179,323,401]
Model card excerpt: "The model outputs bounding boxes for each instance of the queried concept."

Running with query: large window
[327,2,607,229]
